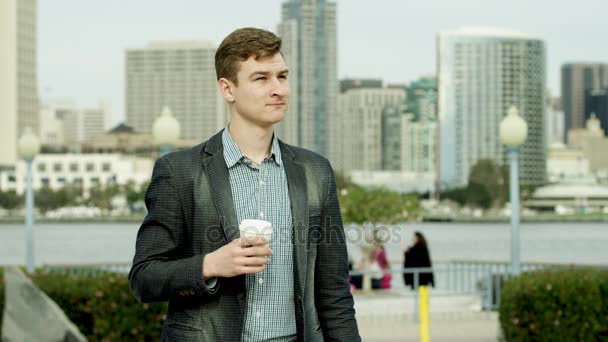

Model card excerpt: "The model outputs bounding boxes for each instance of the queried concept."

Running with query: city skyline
[39,0,608,126]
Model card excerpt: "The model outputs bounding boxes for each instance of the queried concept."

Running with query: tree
[0,190,22,211]
[124,180,149,212]
[87,183,121,210]
[35,186,78,213]
[465,182,492,209]
[339,185,419,224]
[440,187,468,206]
[468,159,507,208]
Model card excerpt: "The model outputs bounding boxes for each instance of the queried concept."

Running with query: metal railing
[32,259,608,315]
[349,259,608,320]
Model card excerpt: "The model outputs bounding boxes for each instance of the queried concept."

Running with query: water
[0,222,607,267]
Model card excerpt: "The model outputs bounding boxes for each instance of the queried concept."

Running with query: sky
[39,0,608,126]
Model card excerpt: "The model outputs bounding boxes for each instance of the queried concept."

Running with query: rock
[1,267,86,342]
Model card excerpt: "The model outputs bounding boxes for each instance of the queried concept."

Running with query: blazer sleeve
[314,166,361,341]
[128,157,218,303]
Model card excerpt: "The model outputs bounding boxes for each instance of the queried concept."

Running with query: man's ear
[218,78,236,103]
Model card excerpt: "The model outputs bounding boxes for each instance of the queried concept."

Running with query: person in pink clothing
[370,245,392,289]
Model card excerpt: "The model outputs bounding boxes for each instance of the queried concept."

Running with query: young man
[129,27,360,341]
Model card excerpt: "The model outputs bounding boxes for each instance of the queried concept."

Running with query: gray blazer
[129,130,360,342]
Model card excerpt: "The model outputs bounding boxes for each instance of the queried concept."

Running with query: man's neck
[228,117,274,165]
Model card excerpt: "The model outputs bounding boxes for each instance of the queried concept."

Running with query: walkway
[353,290,501,341]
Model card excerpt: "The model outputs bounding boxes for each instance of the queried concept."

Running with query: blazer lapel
[281,142,309,296]
[202,130,240,242]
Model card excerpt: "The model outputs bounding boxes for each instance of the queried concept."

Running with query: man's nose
[271,78,289,97]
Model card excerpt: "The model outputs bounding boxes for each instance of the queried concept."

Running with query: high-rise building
[277,0,338,158]
[568,115,608,173]
[561,63,608,138]
[0,0,38,167]
[400,115,437,174]
[382,77,437,173]
[39,103,65,148]
[340,79,383,93]
[381,106,404,171]
[404,78,437,119]
[584,89,608,136]
[545,96,565,147]
[438,27,546,188]
[336,87,405,172]
[126,41,227,142]
[40,101,111,148]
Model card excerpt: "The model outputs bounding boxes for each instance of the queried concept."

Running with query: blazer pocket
[164,324,202,341]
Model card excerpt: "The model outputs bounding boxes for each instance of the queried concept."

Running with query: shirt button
[258,278,264,284]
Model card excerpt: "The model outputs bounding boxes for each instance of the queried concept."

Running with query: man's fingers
[238,236,269,247]
[237,265,266,274]
[241,246,272,257]
[236,256,270,267]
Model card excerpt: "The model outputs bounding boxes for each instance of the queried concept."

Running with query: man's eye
[255,77,266,81]
[279,75,287,79]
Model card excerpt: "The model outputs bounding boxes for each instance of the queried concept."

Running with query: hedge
[0,267,167,341]
[499,268,608,341]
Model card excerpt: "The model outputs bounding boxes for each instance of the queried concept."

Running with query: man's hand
[203,236,272,279]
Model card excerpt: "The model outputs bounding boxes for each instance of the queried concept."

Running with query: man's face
[221,53,289,128]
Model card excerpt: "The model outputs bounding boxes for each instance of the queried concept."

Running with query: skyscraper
[337,87,405,172]
[561,63,608,138]
[382,77,437,173]
[40,101,111,148]
[438,27,546,188]
[545,96,565,146]
[277,0,337,158]
[584,89,608,136]
[126,41,227,142]
[0,0,38,167]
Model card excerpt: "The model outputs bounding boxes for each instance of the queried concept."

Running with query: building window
[102,163,111,172]
[41,178,50,186]
[8,175,16,183]
[70,163,79,172]
[54,163,63,172]
[37,164,46,172]
[57,177,66,184]
[86,163,95,172]
[90,177,100,184]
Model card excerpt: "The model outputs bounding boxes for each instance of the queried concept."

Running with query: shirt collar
[222,126,282,168]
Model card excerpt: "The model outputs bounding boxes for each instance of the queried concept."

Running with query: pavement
[353,290,502,341]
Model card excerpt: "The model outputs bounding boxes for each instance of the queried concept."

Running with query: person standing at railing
[370,244,392,289]
[403,231,434,289]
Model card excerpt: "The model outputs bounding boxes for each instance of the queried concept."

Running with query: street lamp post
[152,106,180,157]
[499,106,528,275]
[18,127,41,274]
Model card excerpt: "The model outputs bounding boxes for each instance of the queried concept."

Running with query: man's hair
[215,27,282,85]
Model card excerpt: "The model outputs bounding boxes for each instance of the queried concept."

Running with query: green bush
[30,269,167,341]
[499,269,608,341]
[0,268,166,340]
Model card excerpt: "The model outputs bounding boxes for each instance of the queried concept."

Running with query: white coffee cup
[239,219,272,245]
